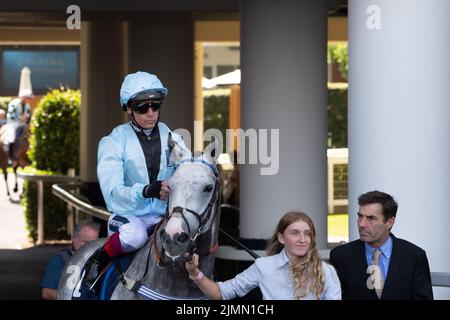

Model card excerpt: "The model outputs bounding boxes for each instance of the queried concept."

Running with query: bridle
[152,158,220,267]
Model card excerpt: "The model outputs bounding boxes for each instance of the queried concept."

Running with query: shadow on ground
[0,244,67,300]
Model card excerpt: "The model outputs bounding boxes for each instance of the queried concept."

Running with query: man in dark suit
[330,190,433,300]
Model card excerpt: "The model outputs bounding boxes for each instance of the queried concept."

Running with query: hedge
[22,89,80,241]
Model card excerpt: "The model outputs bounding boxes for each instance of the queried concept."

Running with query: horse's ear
[168,132,192,164]
[202,135,220,163]
[168,132,175,152]
[211,136,216,158]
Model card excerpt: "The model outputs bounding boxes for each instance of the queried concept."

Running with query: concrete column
[348,0,450,297]
[240,0,328,249]
[80,21,128,182]
[128,18,194,143]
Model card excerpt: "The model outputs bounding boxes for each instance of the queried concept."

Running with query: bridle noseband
[167,178,219,245]
[152,159,220,267]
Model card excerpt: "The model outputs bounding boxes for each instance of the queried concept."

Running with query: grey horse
[58,140,221,300]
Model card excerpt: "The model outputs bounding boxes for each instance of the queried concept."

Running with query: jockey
[2,89,32,163]
[84,71,186,293]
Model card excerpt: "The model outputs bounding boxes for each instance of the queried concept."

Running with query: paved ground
[0,244,68,299]
[0,172,32,249]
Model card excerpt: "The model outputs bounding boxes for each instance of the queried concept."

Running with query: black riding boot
[83,246,112,293]
[3,144,11,166]
[7,143,14,166]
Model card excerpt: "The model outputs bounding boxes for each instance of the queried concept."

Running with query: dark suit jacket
[329,234,433,300]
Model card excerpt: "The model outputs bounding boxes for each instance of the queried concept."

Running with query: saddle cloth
[72,251,137,300]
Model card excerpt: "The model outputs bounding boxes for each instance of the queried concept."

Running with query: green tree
[204,95,229,151]
[328,43,348,80]
[328,83,348,148]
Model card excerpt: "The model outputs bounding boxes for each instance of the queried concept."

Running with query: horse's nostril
[176,233,189,243]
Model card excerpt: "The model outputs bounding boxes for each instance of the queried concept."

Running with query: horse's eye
[203,185,214,193]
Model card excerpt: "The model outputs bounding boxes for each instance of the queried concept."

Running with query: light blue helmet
[120,71,168,110]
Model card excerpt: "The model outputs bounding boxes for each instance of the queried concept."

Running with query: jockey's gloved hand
[142,180,163,199]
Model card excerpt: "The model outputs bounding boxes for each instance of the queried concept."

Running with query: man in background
[40,220,101,300]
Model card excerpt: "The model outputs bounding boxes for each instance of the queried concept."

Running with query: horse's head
[157,134,220,262]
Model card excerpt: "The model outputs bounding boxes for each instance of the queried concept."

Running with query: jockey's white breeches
[3,122,18,144]
[107,214,161,252]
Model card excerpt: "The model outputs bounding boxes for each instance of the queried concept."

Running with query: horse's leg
[2,167,9,197]
[13,164,18,193]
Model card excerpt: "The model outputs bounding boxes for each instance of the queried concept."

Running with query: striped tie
[371,249,385,299]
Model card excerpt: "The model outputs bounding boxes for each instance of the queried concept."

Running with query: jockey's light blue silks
[6,98,31,122]
[4,98,31,145]
[97,121,186,217]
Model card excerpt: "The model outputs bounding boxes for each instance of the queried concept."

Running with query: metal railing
[431,272,450,288]
[52,183,111,221]
[17,172,79,244]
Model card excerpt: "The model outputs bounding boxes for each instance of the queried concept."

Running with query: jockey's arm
[97,136,148,212]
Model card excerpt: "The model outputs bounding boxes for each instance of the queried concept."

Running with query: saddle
[73,250,138,300]
[74,225,156,300]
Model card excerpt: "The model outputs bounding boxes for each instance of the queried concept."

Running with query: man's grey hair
[72,219,101,239]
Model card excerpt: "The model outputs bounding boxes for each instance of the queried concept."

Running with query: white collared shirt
[217,249,342,300]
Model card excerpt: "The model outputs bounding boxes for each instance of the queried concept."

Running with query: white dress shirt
[218,248,342,300]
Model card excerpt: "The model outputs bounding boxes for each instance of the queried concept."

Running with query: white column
[348,0,450,297]
[240,0,328,249]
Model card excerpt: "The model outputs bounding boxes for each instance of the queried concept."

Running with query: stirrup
[85,261,112,293]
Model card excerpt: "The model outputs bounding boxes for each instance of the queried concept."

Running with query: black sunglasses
[129,100,162,114]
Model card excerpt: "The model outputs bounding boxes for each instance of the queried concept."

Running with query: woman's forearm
[190,270,223,300]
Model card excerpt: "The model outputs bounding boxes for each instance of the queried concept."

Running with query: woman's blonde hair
[266,211,325,299]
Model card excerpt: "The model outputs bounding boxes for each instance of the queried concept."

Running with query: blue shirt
[364,236,393,280]
[40,255,66,289]
[217,249,342,300]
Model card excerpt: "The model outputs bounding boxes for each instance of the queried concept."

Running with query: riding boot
[8,144,14,166]
[3,144,12,166]
[83,246,112,293]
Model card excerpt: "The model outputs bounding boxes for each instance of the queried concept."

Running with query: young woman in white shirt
[185,211,342,300]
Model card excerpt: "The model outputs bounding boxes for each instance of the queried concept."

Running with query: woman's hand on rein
[185,253,200,276]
